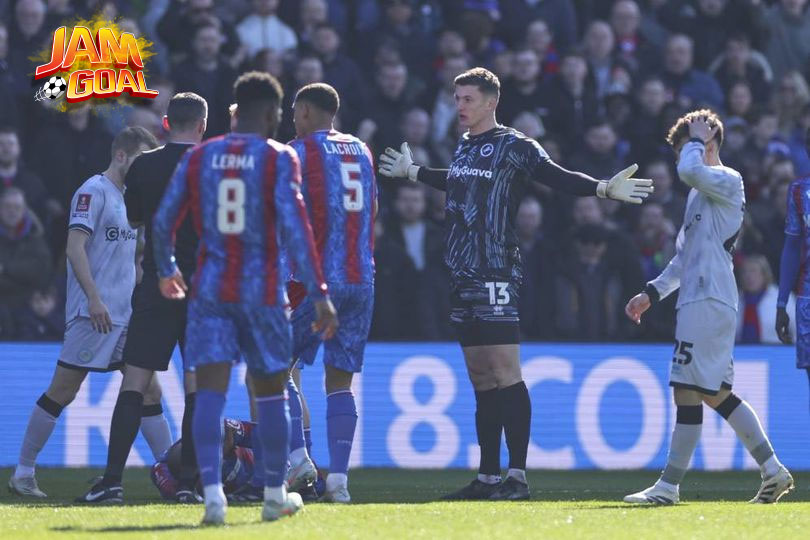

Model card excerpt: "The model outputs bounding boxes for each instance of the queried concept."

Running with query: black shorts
[122,274,188,371]
[450,276,520,347]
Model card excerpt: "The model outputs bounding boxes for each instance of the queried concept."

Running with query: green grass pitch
[2,468,809,539]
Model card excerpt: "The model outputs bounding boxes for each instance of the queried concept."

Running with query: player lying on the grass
[76,93,209,506]
[151,418,327,501]
[152,71,338,525]
[8,127,171,499]
[624,110,793,505]
[378,67,653,501]
[775,129,810,412]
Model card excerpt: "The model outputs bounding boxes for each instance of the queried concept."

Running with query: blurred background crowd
[0,0,806,344]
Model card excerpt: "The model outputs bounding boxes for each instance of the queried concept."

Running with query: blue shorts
[185,297,292,377]
[796,298,810,369]
[292,284,373,373]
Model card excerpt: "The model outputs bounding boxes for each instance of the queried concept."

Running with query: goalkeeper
[378,67,652,501]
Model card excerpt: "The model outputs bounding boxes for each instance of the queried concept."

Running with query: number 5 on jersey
[485,281,510,305]
[341,162,363,212]
[217,178,245,234]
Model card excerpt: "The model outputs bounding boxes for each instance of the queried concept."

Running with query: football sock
[179,392,197,486]
[660,405,702,486]
[326,390,357,475]
[250,421,265,488]
[715,393,780,477]
[304,428,313,456]
[286,377,307,457]
[507,468,527,484]
[192,390,226,489]
[477,474,501,484]
[498,382,531,471]
[102,390,144,485]
[140,403,173,461]
[474,388,501,476]
[256,393,290,489]
[16,394,63,476]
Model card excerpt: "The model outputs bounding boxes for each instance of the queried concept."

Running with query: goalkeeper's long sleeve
[416,167,448,191]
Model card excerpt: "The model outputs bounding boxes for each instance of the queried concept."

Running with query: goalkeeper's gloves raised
[378,142,420,181]
[596,164,654,204]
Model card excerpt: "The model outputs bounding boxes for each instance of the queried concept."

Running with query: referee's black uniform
[123,142,198,370]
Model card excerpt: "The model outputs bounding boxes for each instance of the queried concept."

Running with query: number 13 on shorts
[485,281,510,305]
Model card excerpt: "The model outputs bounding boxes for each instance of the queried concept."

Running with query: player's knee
[121,365,155,394]
[325,365,353,394]
[708,391,742,419]
[143,376,163,405]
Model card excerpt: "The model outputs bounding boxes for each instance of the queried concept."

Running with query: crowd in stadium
[0,0,808,343]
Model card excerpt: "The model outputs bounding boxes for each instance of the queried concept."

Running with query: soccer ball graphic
[40,76,66,100]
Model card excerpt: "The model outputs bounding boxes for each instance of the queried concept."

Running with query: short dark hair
[295,83,339,115]
[111,126,158,159]
[666,108,724,148]
[167,92,208,130]
[454,67,500,97]
[233,71,283,109]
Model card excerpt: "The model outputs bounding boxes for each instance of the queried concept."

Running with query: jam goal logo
[32,15,157,109]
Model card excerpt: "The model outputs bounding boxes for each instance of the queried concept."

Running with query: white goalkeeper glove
[596,164,654,204]
[378,142,420,182]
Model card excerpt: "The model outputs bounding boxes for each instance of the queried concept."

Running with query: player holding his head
[624,110,793,505]
[152,71,338,525]
[775,128,810,414]
[76,93,209,505]
[378,67,653,500]
[8,127,161,498]
[283,83,376,503]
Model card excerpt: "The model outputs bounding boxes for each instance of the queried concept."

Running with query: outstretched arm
[377,142,448,191]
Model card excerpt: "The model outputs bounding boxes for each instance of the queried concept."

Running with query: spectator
[381,184,450,339]
[297,0,329,49]
[524,19,559,76]
[0,126,57,233]
[370,220,421,340]
[772,71,810,137]
[279,54,324,141]
[627,76,671,164]
[426,54,469,147]
[583,20,619,99]
[172,22,237,138]
[0,22,19,131]
[634,202,676,282]
[400,108,431,164]
[499,0,578,54]
[567,121,623,179]
[310,23,368,131]
[13,286,63,341]
[736,254,796,344]
[433,29,467,71]
[661,34,725,111]
[512,111,545,141]
[236,0,297,56]
[645,159,687,228]
[362,0,435,80]
[158,0,243,66]
[726,80,755,121]
[458,8,506,69]
[554,224,628,341]
[362,62,421,153]
[515,196,556,339]
[498,49,544,125]
[540,52,599,151]
[762,0,810,81]
[7,0,48,99]
[0,187,52,310]
[708,33,772,103]
[610,0,661,75]
[742,107,782,199]
[26,105,112,213]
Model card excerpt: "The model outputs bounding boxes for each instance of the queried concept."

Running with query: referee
[77,93,208,504]
[379,68,653,500]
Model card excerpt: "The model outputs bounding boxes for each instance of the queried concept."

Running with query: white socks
[140,413,173,460]
[507,469,527,484]
[265,484,287,504]
[326,472,348,491]
[203,484,226,506]
[17,405,58,473]
[289,447,309,466]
